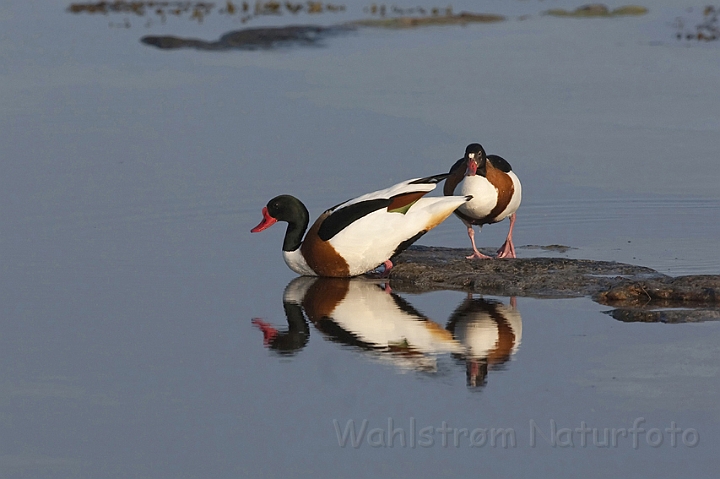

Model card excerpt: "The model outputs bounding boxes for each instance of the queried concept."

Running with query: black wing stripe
[409,173,449,185]
[317,198,391,241]
[390,230,427,258]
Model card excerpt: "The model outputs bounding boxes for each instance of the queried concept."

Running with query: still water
[1,0,719,477]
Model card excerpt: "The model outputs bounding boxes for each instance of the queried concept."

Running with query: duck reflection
[253,277,522,385]
[446,295,522,389]
[253,277,463,371]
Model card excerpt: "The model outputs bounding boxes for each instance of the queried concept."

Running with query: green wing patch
[387,191,427,214]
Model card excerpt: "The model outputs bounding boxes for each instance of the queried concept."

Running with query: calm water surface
[1,1,719,477]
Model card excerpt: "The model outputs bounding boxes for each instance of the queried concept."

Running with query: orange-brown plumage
[444,143,522,259]
[252,175,472,276]
[301,211,351,277]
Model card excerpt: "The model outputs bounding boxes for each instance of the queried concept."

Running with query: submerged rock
[605,307,720,324]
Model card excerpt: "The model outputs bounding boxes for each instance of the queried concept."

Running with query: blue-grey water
[1,1,719,477]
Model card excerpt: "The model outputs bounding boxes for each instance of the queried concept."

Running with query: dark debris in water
[351,12,505,28]
[66,1,500,28]
[674,6,720,42]
[67,1,650,26]
[70,1,692,47]
[543,4,648,18]
[390,245,720,323]
[521,244,575,253]
[141,24,351,49]
[138,7,507,49]
[67,1,346,25]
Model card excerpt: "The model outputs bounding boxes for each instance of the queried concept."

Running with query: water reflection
[253,277,522,388]
[605,305,720,323]
[447,295,522,389]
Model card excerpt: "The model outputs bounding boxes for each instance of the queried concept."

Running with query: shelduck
[446,295,522,388]
[253,276,464,370]
[252,174,472,277]
[443,143,522,259]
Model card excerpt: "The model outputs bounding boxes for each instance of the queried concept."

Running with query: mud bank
[139,4,649,50]
[390,246,720,323]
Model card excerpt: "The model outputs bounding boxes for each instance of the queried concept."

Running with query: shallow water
[1,1,719,477]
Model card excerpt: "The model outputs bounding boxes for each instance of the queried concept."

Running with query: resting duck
[444,143,522,259]
[252,174,472,277]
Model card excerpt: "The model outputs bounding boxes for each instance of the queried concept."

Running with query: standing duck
[252,174,472,277]
[443,143,522,259]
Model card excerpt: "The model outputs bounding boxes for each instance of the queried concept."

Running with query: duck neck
[273,301,310,353]
[282,202,310,252]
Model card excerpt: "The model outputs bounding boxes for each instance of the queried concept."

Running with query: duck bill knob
[251,207,278,232]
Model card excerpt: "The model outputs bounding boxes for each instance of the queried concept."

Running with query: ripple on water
[428,196,720,276]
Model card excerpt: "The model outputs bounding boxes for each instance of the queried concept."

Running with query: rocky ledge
[390,246,720,323]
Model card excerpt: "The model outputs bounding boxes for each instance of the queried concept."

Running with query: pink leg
[466,225,492,260]
[380,259,393,277]
[496,213,517,259]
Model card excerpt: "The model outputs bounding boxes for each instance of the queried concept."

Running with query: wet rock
[390,245,664,297]
[596,275,720,304]
[390,246,720,323]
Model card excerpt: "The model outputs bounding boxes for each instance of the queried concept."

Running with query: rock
[389,246,720,322]
[390,245,664,297]
[596,275,720,304]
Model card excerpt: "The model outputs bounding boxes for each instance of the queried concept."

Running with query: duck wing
[487,154,513,173]
[317,174,448,242]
